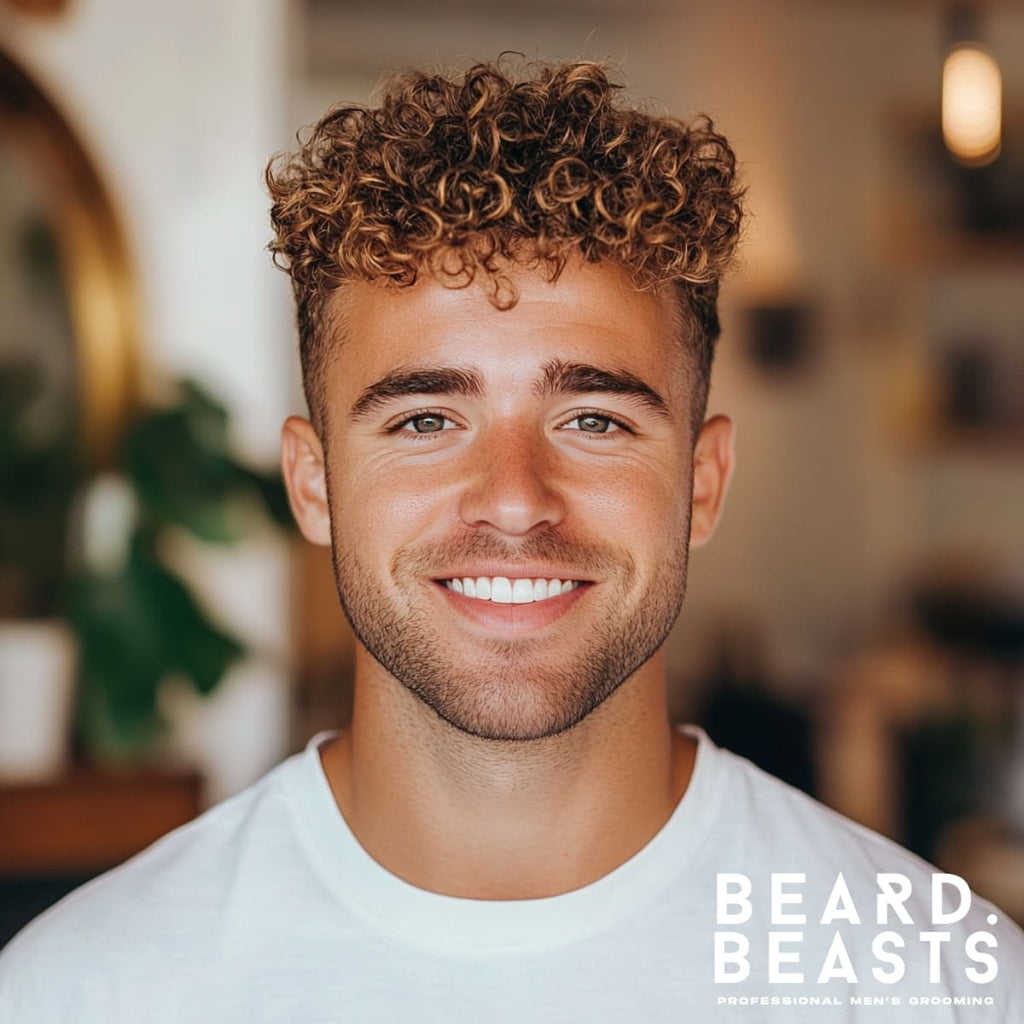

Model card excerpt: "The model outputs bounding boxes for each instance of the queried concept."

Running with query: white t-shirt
[2,728,1022,1023]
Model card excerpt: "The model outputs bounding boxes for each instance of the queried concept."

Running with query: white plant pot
[0,619,77,781]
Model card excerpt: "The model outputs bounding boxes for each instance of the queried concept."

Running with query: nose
[458,427,567,537]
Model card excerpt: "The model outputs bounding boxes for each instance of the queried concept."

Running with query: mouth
[439,576,583,605]
[431,574,591,633]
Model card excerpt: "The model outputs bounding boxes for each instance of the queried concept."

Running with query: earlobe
[689,415,735,548]
[281,416,332,546]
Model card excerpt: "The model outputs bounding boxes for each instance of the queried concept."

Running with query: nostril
[457,465,566,536]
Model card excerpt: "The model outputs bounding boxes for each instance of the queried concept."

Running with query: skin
[281,257,734,900]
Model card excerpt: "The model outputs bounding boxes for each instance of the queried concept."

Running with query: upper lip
[432,566,592,582]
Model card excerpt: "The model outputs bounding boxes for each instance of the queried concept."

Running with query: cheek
[330,451,454,543]
[575,458,689,534]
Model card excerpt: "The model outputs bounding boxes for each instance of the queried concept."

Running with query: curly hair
[266,59,744,432]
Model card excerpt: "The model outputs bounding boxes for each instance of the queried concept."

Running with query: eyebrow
[349,366,485,421]
[534,359,671,419]
[348,358,671,421]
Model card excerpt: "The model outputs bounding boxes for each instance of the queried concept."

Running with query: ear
[689,415,735,548]
[281,415,331,546]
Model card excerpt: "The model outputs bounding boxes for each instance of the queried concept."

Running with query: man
[2,59,1022,1022]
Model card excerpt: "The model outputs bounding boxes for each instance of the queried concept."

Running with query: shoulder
[0,754,300,1015]
[700,734,1024,1009]
[706,735,1002,908]
[706,734,949,879]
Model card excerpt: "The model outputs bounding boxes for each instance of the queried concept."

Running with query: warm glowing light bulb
[942,43,1002,166]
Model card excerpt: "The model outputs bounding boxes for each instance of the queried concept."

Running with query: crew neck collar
[285,725,724,953]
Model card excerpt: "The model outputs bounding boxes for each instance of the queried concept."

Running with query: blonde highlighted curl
[266,59,744,427]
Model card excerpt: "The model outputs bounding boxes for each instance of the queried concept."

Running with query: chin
[408,668,620,742]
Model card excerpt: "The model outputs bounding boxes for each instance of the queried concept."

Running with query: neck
[319,648,697,899]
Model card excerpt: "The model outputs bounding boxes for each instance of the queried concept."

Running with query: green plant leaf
[65,570,167,757]
[64,536,246,760]
[126,540,245,694]
[123,407,243,543]
[233,464,296,533]
[60,376,289,762]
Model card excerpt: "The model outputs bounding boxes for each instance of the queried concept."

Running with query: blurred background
[1,0,1022,944]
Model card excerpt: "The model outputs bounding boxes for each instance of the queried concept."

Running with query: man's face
[284,259,732,742]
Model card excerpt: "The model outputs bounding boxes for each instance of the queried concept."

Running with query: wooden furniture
[0,768,201,877]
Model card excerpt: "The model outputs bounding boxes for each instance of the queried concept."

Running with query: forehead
[327,259,689,395]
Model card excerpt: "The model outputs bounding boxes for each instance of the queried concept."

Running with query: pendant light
[942,5,1002,166]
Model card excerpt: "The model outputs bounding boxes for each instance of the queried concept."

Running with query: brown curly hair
[266,59,744,432]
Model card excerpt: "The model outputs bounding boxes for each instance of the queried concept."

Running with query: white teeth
[444,576,580,604]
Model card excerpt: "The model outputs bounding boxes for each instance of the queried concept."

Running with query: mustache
[393,529,631,579]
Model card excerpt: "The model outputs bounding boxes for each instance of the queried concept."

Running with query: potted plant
[64,378,293,763]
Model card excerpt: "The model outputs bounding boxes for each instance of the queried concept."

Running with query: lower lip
[432,580,591,633]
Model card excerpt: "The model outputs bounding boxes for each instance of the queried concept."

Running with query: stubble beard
[328,521,691,743]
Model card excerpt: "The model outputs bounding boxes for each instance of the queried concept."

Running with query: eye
[391,411,458,435]
[562,411,629,435]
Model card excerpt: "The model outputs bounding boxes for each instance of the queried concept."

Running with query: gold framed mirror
[0,47,137,466]
[1,47,138,617]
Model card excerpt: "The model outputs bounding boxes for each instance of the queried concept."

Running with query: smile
[443,577,581,604]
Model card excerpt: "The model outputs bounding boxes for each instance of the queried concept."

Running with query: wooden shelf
[0,768,201,877]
